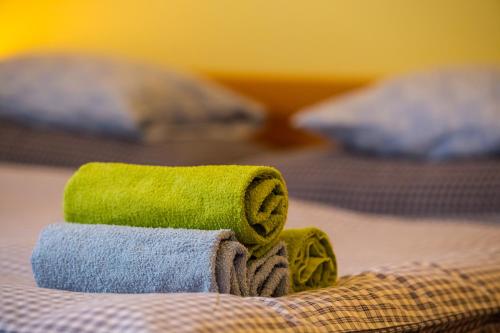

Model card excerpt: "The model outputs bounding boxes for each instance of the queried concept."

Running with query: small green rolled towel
[64,162,288,258]
[280,228,337,292]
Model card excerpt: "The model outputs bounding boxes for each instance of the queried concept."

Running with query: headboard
[212,74,370,148]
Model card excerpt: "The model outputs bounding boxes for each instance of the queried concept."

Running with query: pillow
[294,67,500,159]
[0,53,264,141]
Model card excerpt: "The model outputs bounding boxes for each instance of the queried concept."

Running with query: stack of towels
[32,163,337,297]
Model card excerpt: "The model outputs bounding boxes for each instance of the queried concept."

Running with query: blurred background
[2,0,499,75]
[1,0,499,216]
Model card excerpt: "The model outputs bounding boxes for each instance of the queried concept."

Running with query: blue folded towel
[247,241,290,297]
[32,223,249,295]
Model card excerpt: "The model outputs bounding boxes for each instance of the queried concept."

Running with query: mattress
[0,120,267,167]
[1,162,499,332]
[243,147,500,218]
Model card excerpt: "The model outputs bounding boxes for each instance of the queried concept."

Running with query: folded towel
[64,163,288,258]
[280,228,337,292]
[32,223,249,295]
[247,241,290,297]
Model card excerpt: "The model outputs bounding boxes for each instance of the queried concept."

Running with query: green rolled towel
[64,162,288,258]
[280,228,337,292]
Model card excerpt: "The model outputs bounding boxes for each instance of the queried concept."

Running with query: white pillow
[0,53,265,141]
[294,67,500,159]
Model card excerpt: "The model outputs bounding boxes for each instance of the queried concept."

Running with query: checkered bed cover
[1,164,500,333]
[243,148,500,217]
[2,239,500,332]
[0,120,266,168]
[1,244,499,333]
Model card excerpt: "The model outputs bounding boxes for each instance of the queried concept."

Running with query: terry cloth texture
[31,223,249,295]
[280,227,337,292]
[63,162,288,258]
[247,241,290,297]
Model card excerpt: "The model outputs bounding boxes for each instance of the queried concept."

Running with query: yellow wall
[1,0,499,78]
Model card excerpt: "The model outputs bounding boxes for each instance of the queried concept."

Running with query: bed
[1,162,499,332]
[1,55,499,332]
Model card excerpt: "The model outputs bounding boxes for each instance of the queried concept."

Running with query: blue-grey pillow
[0,53,265,141]
[294,67,500,159]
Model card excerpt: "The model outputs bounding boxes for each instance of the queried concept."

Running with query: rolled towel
[32,223,249,295]
[280,228,337,292]
[247,241,290,297]
[64,163,288,258]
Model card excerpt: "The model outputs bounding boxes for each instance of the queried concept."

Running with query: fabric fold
[247,241,290,297]
[31,223,249,295]
[63,162,288,258]
[280,228,337,292]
